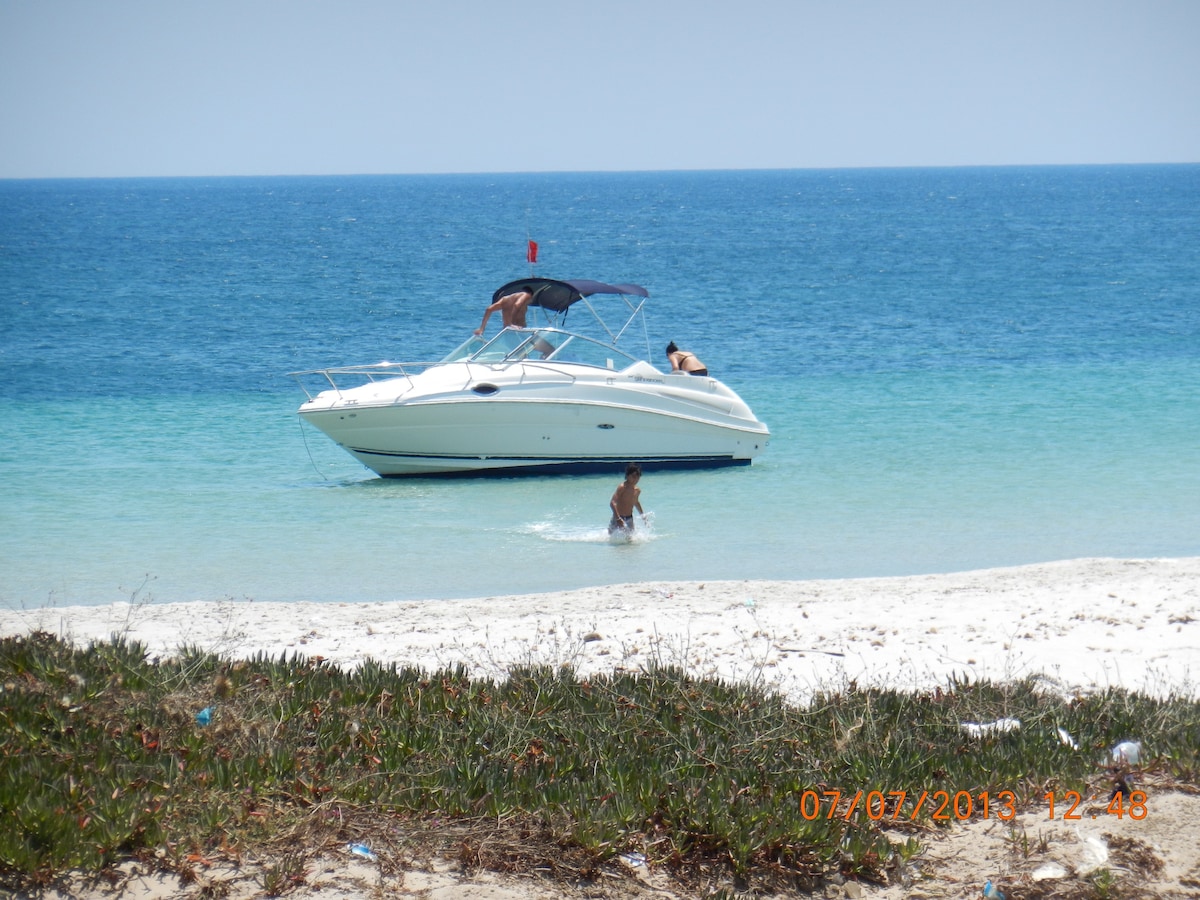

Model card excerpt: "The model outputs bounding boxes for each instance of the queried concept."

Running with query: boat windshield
[440,334,488,363]
[470,328,638,369]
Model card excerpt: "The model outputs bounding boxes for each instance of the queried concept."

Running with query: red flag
[526,240,538,264]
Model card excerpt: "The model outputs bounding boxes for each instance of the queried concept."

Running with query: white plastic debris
[960,718,1021,738]
[1056,727,1078,749]
[1111,740,1142,765]
[1074,833,1109,875]
[1031,862,1068,881]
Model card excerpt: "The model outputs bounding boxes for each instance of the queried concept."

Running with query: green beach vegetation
[2,630,1197,897]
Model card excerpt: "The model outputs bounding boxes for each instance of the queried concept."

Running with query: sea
[2,166,1198,610]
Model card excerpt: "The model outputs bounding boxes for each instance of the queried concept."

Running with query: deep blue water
[2,166,1198,608]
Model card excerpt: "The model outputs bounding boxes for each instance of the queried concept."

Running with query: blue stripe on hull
[349,448,750,478]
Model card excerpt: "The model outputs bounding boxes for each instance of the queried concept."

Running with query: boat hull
[299,372,769,477]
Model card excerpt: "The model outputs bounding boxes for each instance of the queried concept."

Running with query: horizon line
[3,159,1199,184]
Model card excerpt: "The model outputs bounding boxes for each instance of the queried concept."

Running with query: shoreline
[5,556,1198,702]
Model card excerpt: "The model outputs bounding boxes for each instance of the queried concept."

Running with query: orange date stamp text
[794,789,1147,821]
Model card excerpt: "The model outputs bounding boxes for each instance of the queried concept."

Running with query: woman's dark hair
[665,341,678,354]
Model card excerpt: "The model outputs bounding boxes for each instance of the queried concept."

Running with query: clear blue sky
[2,0,1197,178]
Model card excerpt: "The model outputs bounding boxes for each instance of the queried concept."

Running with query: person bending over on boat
[666,342,708,376]
[608,463,645,535]
[474,287,534,335]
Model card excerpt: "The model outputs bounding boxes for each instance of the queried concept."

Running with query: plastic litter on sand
[960,718,1020,739]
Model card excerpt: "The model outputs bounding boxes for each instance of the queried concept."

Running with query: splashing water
[524,511,658,545]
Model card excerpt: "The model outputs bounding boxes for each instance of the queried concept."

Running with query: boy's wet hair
[626,462,642,478]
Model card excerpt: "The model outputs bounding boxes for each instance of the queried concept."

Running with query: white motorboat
[291,278,769,476]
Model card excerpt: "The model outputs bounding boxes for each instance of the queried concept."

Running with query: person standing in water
[666,341,708,376]
[608,463,645,535]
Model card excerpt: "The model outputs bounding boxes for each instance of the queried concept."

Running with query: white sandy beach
[7,556,1200,899]
[6,557,1198,702]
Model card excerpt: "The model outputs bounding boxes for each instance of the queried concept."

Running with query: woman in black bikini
[665,341,708,376]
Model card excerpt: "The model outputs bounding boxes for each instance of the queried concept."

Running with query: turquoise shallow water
[2,167,1198,608]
